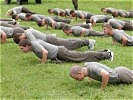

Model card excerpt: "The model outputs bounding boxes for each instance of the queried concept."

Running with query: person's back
[108,19,125,29]
[112,29,133,44]
[84,62,119,83]
[0,26,14,37]
[12,6,23,14]
[17,13,26,21]
[25,29,47,41]
[71,26,84,36]
[35,14,47,20]
[31,39,58,59]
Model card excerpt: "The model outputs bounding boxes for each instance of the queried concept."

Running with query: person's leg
[54,18,71,24]
[72,0,78,10]
[88,29,105,36]
[0,22,14,27]
[114,67,133,83]
[123,22,133,31]
[22,7,37,14]
[0,19,13,21]
[118,11,126,17]
[57,47,112,62]
[46,35,90,50]
[129,11,133,18]
[74,24,91,29]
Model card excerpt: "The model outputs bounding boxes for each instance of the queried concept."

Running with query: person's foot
[88,39,96,50]
[82,22,86,24]
[108,51,114,61]
[88,23,93,29]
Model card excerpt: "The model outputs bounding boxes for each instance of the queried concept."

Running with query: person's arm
[112,40,116,45]
[41,48,48,63]
[80,28,86,37]
[100,69,109,90]
[121,35,128,46]
[1,32,7,44]
[52,21,56,29]
[88,77,94,83]
[80,14,85,21]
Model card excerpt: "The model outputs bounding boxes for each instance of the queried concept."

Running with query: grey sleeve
[25,31,36,41]
[32,41,44,53]
[110,21,123,28]
[12,8,17,14]
[19,16,27,21]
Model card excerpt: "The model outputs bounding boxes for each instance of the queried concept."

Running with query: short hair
[26,13,32,17]
[70,10,75,14]
[63,26,71,32]
[48,9,52,13]
[69,66,81,77]
[37,21,43,27]
[102,23,112,29]
[101,8,105,11]
[12,14,17,19]
[18,39,31,47]
[13,33,22,44]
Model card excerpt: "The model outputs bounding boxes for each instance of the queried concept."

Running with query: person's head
[18,39,32,53]
[70,10,75,17]
[48,9,53,14]
[6,9,13,16]
[37,20,45,27]
[12,14,19,20]
[101,8,106,13]
[26,13,32,20]
[59,11,66,17]
[13,33,25,44]
[63,26,72,35]
[69,66,85,81]
[102,23,112,35]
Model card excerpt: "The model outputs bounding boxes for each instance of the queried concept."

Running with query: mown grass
[0,0,133,99]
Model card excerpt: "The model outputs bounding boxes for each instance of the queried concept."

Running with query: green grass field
[0,0,133,99]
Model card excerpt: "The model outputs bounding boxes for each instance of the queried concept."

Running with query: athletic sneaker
[52,34,56,37]
[108,51,114,61]
[83,22,86,24]
[88,39,96,50]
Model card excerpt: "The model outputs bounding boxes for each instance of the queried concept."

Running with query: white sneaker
[88,23,92,26]
[108,51,114,61]
[52,34,56,37]
[89,39,96,50]
[83,22,86,24]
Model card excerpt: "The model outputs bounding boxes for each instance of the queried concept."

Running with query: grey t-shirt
[30,14,42,22]
[91,15,107,22]
[106,7,117,14]
[52,8,64,15]
[12,6,23,14]
[31,39,58,59]
[112,29,133,44]
[25,29,47,41]
[45,17,55,27]
[18,13,26,21]
[35,14,47,20]
[84,62,119,83]
[75,10,84,19]
[0,26,13,38]
[108,19,125,28]
[71,26,83,36]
